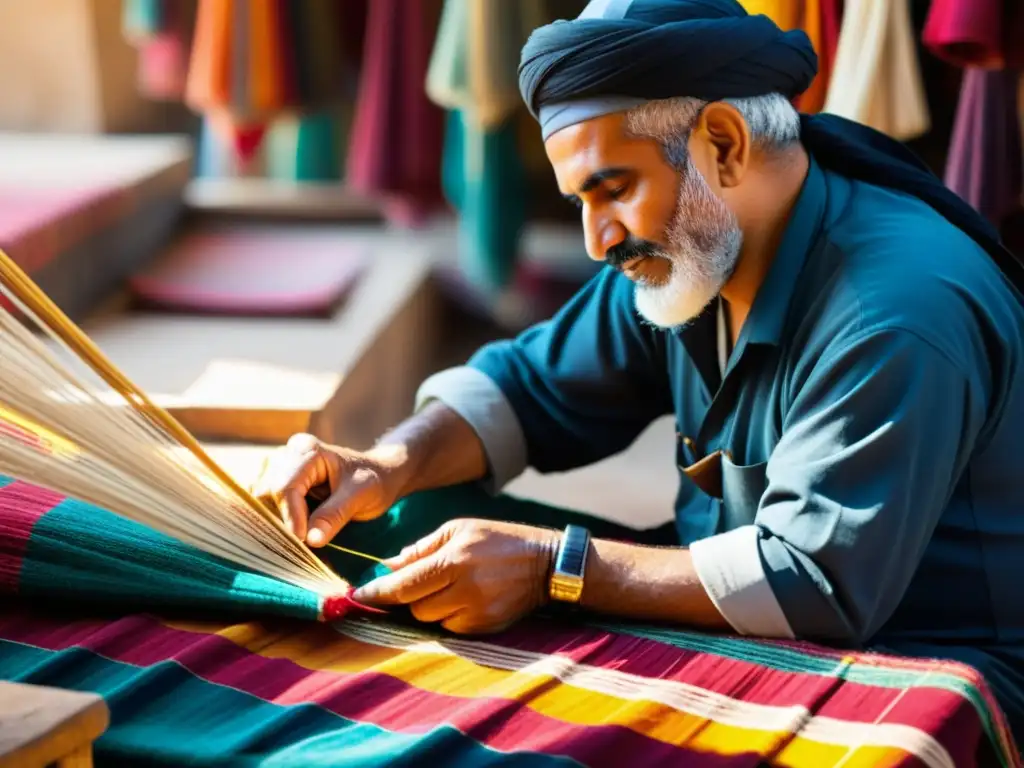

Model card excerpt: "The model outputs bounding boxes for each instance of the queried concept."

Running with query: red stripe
[0,610,979,766]
[0,611,724,766]
[0,481,64,593]
[470,620,978,728]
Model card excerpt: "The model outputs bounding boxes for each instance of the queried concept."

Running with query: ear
[693,102,750,188]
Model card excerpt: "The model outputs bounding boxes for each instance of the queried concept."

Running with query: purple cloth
[945,68,1023,228]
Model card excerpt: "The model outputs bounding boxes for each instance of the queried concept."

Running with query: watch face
[550,525,590,604]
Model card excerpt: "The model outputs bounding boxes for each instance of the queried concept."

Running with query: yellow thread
[0,405,79,457]
[325,542,384,563]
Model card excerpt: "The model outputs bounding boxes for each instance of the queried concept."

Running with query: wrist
[534,529,560,608]
[364,441,419,499]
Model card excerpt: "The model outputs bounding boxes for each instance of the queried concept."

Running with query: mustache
[605,237,663,271]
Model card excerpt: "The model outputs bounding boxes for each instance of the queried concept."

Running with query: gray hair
[624,93,801,168]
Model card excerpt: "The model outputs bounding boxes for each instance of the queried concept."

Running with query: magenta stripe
[0,481,63,593]
[0,612,716,766]
[0,609,976,748]
[460,620,975,725]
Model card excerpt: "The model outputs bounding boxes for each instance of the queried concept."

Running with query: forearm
[373,400,489,496]
[575,538,732,631]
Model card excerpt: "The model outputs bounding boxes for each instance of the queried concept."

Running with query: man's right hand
[250,433,412,547]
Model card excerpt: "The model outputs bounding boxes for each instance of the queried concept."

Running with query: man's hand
[352,519,560,634]
[250,433,413,547]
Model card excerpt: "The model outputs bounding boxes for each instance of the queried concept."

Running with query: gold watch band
[548,524,590,605]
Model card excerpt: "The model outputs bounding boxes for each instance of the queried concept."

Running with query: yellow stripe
[162,618,915,767]
[0,404,78,456]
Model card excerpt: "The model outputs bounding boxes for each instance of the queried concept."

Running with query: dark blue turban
[519,0,817,138]
[518,0,1024,293]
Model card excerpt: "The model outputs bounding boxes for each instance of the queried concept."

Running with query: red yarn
[320,587,388,622]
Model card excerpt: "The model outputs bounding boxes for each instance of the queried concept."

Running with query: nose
[582,208,627,263]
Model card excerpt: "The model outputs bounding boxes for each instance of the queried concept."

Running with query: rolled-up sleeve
[691,327,985,644]
[415,366,529,493]
[419,268,674,491]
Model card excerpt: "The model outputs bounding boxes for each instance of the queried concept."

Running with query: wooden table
[0,681,109,768]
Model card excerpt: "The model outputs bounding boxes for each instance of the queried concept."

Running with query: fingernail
[307,528,325,547]
[351,584,376,602]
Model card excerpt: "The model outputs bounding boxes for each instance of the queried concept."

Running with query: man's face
[546,112,742,329]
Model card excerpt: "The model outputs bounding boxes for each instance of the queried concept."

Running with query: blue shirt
[416,156,1024,730]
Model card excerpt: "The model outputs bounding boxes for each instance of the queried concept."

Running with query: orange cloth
[185,0,232,112]
[737,0,835,113]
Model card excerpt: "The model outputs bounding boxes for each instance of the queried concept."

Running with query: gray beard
[634,155,743,330]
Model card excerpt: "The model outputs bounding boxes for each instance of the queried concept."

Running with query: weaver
[251,0,1024,761]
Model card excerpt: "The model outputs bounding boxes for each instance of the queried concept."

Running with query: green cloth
[441,110,527,294]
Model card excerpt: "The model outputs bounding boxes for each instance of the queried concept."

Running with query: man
[254,0,1024,739]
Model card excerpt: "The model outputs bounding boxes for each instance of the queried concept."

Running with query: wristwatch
[548,524,591,605]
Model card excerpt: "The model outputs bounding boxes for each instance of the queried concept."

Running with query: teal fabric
[6,477,673,624]
[123,0,164,38]
[266,111,343,182]
[0,643,573,768]
[18,496,321,622]
[442,110,527,293]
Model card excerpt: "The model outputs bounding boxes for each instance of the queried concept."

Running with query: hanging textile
[944,69,1022,228]
[736,1,842,114]
[122,0,197,101]
[426,0,547,292]
[823,0,930,141]
[922,0,1024,70]
[266,111,344,182]
[923,1,1024,235]
[345,0,447,227]
[441,111,528,291]
[184,0,353,168]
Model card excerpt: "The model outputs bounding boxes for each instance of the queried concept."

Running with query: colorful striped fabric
[0,475,1020,766]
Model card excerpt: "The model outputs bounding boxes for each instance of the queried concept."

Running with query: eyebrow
[562,167,631,205]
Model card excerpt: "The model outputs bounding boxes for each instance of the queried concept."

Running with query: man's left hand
[351,519,560,634]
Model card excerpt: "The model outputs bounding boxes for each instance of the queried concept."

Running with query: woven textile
[0,475,1020,766]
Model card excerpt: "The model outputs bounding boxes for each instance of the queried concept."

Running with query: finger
[286,432,321,453]
[248,437,327,541]
[271,435,327,541]
[408,585,462,624]
[442,612,509,636]
[439,610,481,635]
[305,465,378,547]
[382,523,455,570]
[279,455,319,542]
[351,552,454,605]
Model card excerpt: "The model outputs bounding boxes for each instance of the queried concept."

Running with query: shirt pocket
[721,453,769,531]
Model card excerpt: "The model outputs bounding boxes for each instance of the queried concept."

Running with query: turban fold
[517,0,1024,294]
[519,0,817,139]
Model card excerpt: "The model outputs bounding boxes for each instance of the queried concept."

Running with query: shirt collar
[741,153,827,346]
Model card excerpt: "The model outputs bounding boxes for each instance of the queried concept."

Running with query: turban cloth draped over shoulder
[518,0,1024,294]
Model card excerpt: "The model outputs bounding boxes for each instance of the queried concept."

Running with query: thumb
[305,466,384,547]
[383,523,456,570]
